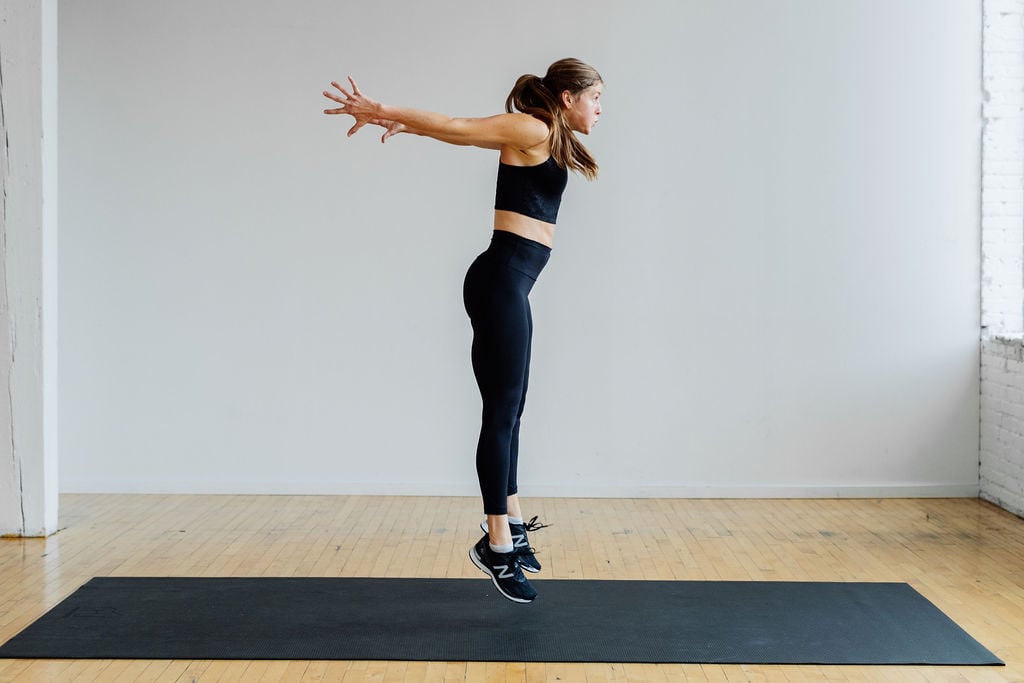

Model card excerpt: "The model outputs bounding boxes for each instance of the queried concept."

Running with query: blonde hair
[505,58,601,180]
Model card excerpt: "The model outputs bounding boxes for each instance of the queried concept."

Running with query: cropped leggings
[463,230,551,515]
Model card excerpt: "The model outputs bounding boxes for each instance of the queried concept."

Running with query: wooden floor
[0,495,1022,682]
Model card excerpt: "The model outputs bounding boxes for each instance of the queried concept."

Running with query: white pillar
[981,0,1024,337]
[0,0,59,537]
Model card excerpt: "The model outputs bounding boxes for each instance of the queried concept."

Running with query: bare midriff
[493,209,555,248]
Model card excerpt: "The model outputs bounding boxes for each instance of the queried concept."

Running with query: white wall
[0,0,59,536]
[59,0,983,498]
[980,0,1024,518]
[982,338,1024,516]
[982,0,1024,338]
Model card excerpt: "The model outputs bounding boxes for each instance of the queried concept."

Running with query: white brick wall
[981,0,1024,517]
[983,0,1024,334]
[982,338,1024,515]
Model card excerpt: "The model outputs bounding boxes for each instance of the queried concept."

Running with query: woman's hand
[350,118,410,144]
[323,76,382,138]
[376,119,409,143]
[323,77,547,150]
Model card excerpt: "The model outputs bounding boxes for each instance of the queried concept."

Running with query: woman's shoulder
[496,112,550,138]
[494,114,550,163]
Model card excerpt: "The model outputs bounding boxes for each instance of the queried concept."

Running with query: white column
[0,0,59,537]
[980,0,1024,517]
[981,0,1024,337]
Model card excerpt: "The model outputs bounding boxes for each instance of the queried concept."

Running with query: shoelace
[513,516,550,557]
[513,543,540,559]
[522,515,550,533]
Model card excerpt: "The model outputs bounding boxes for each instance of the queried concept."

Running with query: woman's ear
[560,90,574,109]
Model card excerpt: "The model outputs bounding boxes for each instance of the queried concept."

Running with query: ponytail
[504,59,601,180]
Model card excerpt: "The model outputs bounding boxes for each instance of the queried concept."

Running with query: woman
[323,58,602,603]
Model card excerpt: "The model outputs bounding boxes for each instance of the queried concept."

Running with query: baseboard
[61,479,982,499]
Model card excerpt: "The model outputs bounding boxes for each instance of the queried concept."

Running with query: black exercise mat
[0,577,1002,664]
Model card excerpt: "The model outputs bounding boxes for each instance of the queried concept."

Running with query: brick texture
[981,0,1024,517]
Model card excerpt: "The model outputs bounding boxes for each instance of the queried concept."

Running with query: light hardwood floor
[0,495,1022,682]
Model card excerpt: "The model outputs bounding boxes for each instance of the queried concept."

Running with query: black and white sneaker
[479,516,548,574]
[469,534,537,604]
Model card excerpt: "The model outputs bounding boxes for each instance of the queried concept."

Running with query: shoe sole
[479,520,541,573]
[468,546,535,604]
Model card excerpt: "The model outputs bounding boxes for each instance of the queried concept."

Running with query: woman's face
[562,82,603,135]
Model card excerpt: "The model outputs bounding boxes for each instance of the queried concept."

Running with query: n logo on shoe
[512,534,527,548]
[496,564,515,579]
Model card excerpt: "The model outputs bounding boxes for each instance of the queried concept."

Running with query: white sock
[489,541,514,554]
[508,516,524,526]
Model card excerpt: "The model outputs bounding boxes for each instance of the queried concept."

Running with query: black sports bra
[494,156,568,224]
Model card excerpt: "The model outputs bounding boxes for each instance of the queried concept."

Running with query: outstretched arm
[323,77,548,150]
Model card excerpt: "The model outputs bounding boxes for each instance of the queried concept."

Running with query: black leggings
[463,230,551,515]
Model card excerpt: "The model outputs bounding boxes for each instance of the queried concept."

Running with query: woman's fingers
[323,76,376,131]
[330,80,351,98]
[347,119,368,137]
[323,89,347,105]
[380,121,404,143]
[323,77,367,113]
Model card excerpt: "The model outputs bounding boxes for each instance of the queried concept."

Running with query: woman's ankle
[486,514,513,547]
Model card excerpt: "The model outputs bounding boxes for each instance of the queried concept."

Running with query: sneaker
[469,534,537,603]
[479,515,548,574]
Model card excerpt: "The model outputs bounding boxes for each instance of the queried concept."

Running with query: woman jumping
[323,58,602,603]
